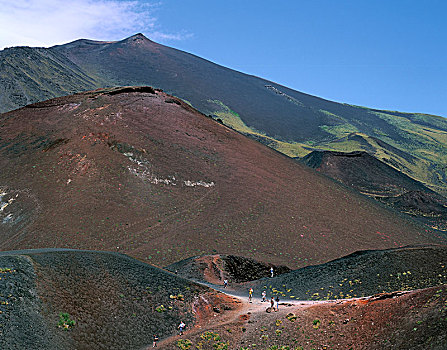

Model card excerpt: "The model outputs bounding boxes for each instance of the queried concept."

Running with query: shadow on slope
[236,245,447,301]
[165,254,291,285]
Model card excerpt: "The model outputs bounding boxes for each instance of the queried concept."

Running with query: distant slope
[302,150,447,231]
[0,87,442,268]
[0,46,106,112]
[0,249,236,350]
[310,132,447,196]
[1,34,447,195]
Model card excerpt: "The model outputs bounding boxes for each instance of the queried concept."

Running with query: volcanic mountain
[0,87,443,268]
[1,34,447,197]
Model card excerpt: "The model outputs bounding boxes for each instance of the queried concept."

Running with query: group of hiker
[225,266,280,310]
[152,266,278,346]
[249,288,280,310]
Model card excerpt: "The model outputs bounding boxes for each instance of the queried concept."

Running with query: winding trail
[147,283,350,349]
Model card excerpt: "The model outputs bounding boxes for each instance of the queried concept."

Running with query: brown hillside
[0,87,443,268]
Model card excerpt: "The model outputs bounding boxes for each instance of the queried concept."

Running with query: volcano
[0,87,443,268]
[2,34,447,197]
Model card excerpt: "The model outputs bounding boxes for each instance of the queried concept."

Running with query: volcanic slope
[0,249,239,350]
[2,34,447,196]
[0,46,107,112]
[0,87,443,268]
[303,150,447,231]
[235,244,447,301]
[161,246,447,349]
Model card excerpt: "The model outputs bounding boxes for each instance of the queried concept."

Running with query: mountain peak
[125,33,152,42]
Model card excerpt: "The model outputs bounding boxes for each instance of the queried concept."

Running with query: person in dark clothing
[275,295,280,311]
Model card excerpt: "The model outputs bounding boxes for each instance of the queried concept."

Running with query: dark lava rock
[0,249,210,350]
[165,254,291,284]
[237,245,447,301]
[302,150,447,232]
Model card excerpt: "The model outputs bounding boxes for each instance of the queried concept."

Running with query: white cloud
[0,0,189,49]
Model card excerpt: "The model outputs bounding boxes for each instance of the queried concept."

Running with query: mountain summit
[125,33,151,41]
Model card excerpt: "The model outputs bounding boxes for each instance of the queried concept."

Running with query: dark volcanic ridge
[165,254,291,285]
[1,87,442,268]
[302,150,447,231]
[0,249,238,350]
[235,244,447,302]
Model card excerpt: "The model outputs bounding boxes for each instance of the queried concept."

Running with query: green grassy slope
[209,99,447,195]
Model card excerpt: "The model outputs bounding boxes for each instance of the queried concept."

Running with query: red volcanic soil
[157,285,447,350]
[0,87,444,268]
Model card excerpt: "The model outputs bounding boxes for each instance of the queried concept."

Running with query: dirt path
[148,290,341,349]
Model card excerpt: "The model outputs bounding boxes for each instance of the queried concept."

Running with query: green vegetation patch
[58,312,76,330]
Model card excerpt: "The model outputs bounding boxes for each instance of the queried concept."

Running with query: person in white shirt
[178,321,186,335]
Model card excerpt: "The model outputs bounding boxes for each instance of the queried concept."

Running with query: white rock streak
[124,153,214,188]
[183,180,215,188]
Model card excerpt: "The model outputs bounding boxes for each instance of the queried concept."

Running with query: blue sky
[1,0,446,116]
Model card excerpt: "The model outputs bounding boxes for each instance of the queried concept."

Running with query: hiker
[270,267,274,278]
[153,334,159,347]
[248,288,253,302]
[270,296,275,309]
[261,290,267,302]
[178,321,186,335]
[275,295,280,311]
[223,279,228,288]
